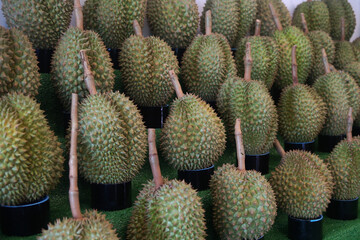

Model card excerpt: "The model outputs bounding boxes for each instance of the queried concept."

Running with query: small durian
[119,20,179,107]
[160,71,226,170]
[127,129,207,240]
[181,11,237,102]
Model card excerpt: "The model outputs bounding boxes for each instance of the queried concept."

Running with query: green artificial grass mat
[1,73,359,239]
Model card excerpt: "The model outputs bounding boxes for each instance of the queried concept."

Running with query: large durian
[278,46,326,143]
[147,0,199,49]
[0,93,64,206]
[83,0,147,49]
[0,26,40,96]
[200,0,257,47]
[2,0,73,49]
[181,11,237,102]
[235,19,279,89]
[127,129,207,240]
[119,20,179,107]
[217,42,278,155]
[160,71,226,170]
[210,119,277,240]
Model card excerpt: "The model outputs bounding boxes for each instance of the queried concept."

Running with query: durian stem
[69,93,82,220]
[148,129,164,189]
[133,20,143,37]
[347,107,353,142]
[74,0,83,31]
[169,70,184,98]
[254,19,261,36]
[235,119,246,171]
[269,3,283,31]
[292,46,298,85]
[321,48,331,74]
[300,13,309,35]
[80,50,97,95]
[244,42,253,82]
[341,17,345,42]
[307,0,312,2]
[205,10,212,36]
[273,139,286,160]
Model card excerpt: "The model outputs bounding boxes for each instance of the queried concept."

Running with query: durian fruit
[127,129,207,240]
[200,0,257,47]
[2,0,73,49]
[0,26,40,96]
[210,119,277,240]
[270,140,333,219]
[344,62,360,84]
[323,0,356,41]
[352,37,360,61]
[181,11,237,102]
[160,71,226,170]
[0,93,64,206]
[292,0,330,34]
[235,19,279,89]
[147,0,199,49]
[83,0,147,49]
[278,46,326,143]
[119,20,179,107]
[313,49,360,136]
[217,42,278,155]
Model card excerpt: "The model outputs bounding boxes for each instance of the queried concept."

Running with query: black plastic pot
[91,181,132,211]
[318,134,346,152]
[0,196,50,236]
[178,165,214,191]
[108,48,120,70]
[288,215,323,240]
[353,126,360,137]
[172,48,186,66]
[236,152,270,175]
[326,197,358,220]
[35,49,54,73]
[139,105,169,129]
[285,140,315,153]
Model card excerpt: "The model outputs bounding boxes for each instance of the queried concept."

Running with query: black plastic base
[139,105,169,129]
[91,181,132,211]
[236,153,270,175]
[353,126,360,137]
[178,165,214,191]
[285,140,315,153]
[288,215,323,240]
[172,48,186,66]
[0,196,50,236]
[318,134,346,152]
[326,198,358,220]
[108,48,120,69]
[35,49,54,73]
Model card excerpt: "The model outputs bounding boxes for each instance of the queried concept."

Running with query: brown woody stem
[269,3,283,31]
[133,20,143,37]
[235,119,246,171]
[80,50,97,95]
[347,107,353,142]
[74,0,83,31]
[148,129,164,189]
[321,48,331,74]
[292,46,298,85]
[205,10,212,36]
[273,139,285,161]
[300,13,309,35]
[169,70,184,98]
[244,42,253,82]
[341,17,345,41]
[254,19,261,36]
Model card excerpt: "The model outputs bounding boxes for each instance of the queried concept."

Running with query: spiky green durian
[270,150,333,219]
[292,1,330,34]
[0,93,64,206]
[325,137,360,200]
[147,0,199,48]
[181,33,236,102]
[344,62,360,84]
[333,41,357,70]
[2,0,73,49]
[0,27,40,96]
[78,92,147,184]
[127,179,206,240]
[83,0,147,49]
[352,37,360,61]
[52,27,115,110]
[210,164,277,239]
[119,35,179,107]
[38,210,119,240]
[200,0,257,47]
[160,94,226,170]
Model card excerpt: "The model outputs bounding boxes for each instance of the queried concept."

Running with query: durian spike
[347,107,353,142]
[235,119,246,172]
[292,46,298,85]
[269,3,283,31]
[341,17,345,42]
[133,20,143,37]
[321,48,331,74]
[169,70,184,98]
[69,93,82,220]
[148,129,164,189]
[74,0,83,31]
[254,19,261,36]
[273,139,286,161]
[300,13,309,35]
[205,10,212,36]
[80,50,97,95]
[243,42,253,82]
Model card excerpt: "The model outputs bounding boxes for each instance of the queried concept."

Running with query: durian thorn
[292,46,298,85]
[148,129,164,189]
[205,10,212,36]
[269,3,283,31]
[300,13,309,35]
[235,119,246,171]
[273,139,285,159]
[80,50,97,95]
[74,0,83,31]
[169,70,184,98]
[347,107,353,142]
[254,19,261,36]
[341,17,345,41]
[321,48,331,74]
[69,93,82,220]
[244,42,253,82]
[133,20,143,37]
